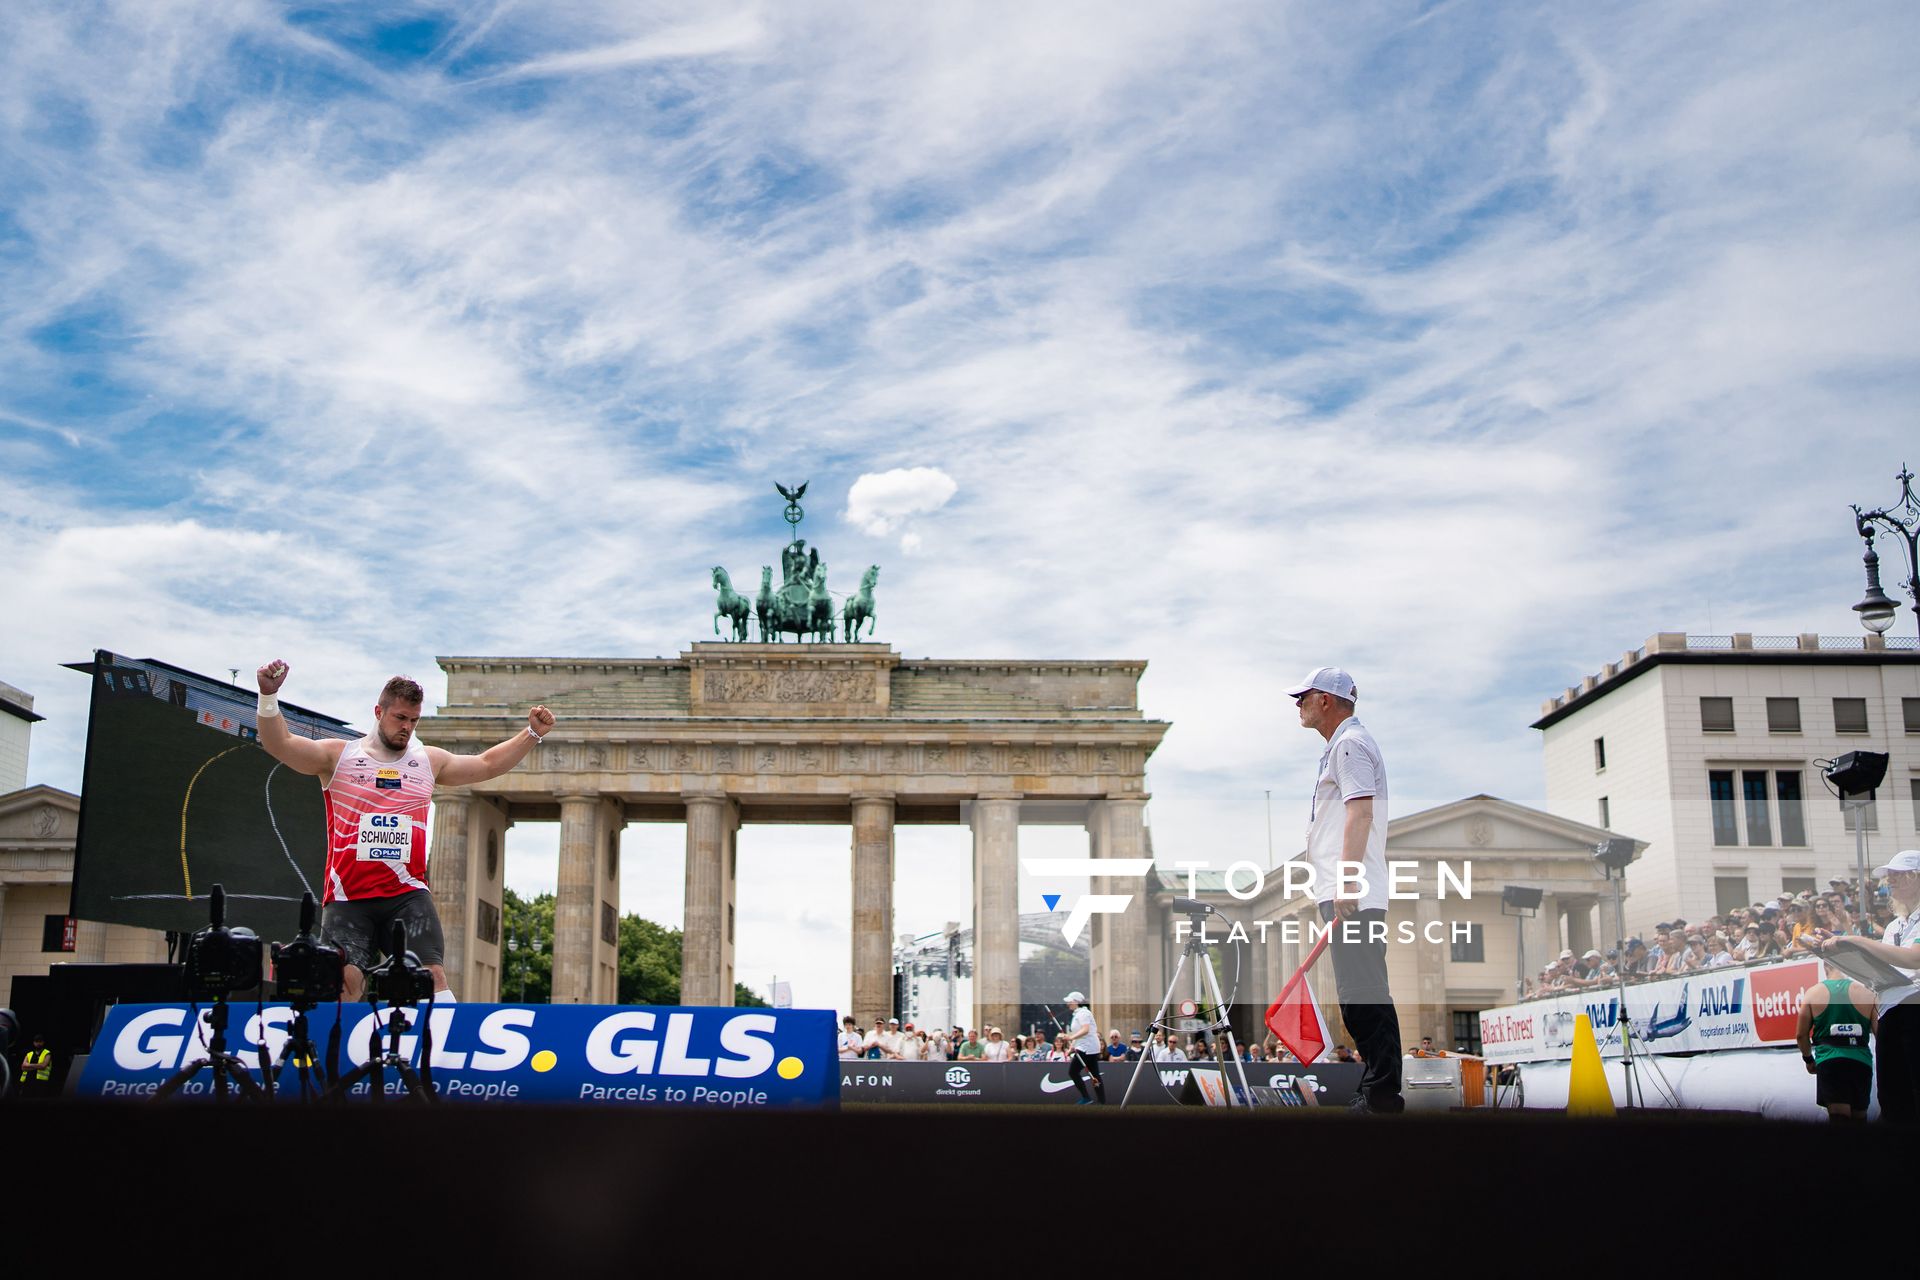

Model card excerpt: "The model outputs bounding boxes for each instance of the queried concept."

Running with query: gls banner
[75,1003,837,1107]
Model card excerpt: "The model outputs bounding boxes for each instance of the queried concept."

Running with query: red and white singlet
[321,734,437,902]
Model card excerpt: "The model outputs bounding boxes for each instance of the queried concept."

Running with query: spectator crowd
[1520,877,1897,1001]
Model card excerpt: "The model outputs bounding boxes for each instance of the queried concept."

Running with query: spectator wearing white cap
[1063,990,1105,1104]
[1290,664,1402,1113]
[1820,849,1920,1121]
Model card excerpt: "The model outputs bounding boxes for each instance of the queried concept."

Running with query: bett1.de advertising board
[75,1003,838,1106]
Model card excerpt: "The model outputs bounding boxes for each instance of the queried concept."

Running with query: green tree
[614,911,772,1006]
[617,914,682,1005]
[503,890,774,1007]
[500,887,554,1004]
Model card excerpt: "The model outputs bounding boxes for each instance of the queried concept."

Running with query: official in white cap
[1062,990,1105,1104]
[1820,849,1920,1120]
[1290,665,1402,1113]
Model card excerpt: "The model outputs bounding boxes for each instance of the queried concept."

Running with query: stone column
[592,797,624,1003]
[466,797,510,1002]
[971,796,1021,1034]
[552,794,600,1004]
[850,794,896,1025]
[1565,897,1595,957]
[1521,892,1561,990]
[1413,894,1448,1046]
[427,793,471,996]
[1094,796,1152,1036]
[682,794,736,1006]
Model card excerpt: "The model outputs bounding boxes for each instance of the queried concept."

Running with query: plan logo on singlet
[1021,857,1156,945]
[357,812,408,861]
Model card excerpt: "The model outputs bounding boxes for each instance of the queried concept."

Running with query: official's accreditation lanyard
[1308,718,1360,824]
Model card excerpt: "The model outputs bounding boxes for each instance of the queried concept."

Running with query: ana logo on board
[1748,962,1819,1042]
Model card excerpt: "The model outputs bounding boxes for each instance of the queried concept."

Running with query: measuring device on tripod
[1120,897,1258,1107]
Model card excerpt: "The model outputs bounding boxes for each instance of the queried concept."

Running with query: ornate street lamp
[1851,465,1920,641]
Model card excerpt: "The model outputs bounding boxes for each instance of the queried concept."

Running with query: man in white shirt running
[1064,990,1105,1104]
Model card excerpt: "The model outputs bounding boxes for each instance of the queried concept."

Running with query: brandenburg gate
[421,643,1168,1031]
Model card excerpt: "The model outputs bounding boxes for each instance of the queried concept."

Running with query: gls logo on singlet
[356,812,408,862]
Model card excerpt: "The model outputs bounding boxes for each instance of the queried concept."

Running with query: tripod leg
[1119,945,1192,1108]
[216,1055,266,1101]
[392,1061,436,1104]
[1198,948,1255,1106]
[153,1060,207,1100]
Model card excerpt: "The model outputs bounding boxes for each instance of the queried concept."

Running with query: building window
[476,899,500,946]
[1709,771,1739,844]
[1598,796,1611,828]
[601,900,618,947]
[1781,875,1816,897]
[1701,698,1736,733]
[1451,1010,1483,1056]
[1905,697,1920,734]
[1594,737,1606,770]
[1741,772,1773,846]
[1913,777,1920,832]
[1841,793,1879,833]
[1776,772,1808,846]
[1766,698,1801,733]
[1450,923,1485,963]
[1833,698,1869,734]
[42,914,77,953]
[1714,877,1750,916]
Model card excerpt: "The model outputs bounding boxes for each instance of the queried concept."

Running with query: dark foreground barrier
[2,1101,1901,1265]
[839,1058,1363,1104]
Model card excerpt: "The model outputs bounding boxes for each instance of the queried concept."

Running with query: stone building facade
[1534,632,1920,931]
[419,644,1168,1033]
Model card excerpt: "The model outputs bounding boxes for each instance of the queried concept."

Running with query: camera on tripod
[365,921,436,1006]
[271,892,345,1005]
[183,885,262,998]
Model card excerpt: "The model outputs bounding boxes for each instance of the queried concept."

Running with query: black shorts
[1815,1057,1873,1110]
[322,890,445,972]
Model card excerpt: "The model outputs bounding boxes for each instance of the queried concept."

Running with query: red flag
[1265,933,1332,1065]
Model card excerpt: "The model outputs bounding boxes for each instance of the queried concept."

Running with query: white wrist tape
[257,692,281,718]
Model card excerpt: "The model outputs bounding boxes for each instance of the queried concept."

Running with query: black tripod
[268,1003,330,1101]
[326,924,437,1104]
[155,1000,266,1101]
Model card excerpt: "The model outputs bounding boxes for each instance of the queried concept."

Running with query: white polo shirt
[1304,715,1390,912]
[1879,906,1920,1008]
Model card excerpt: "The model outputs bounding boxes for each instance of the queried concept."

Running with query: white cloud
[844,466,959,537]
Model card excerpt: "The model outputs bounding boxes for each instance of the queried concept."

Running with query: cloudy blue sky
[3,1,1916,1014]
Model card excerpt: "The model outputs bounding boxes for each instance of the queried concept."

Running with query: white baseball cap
[1286,667,1358,702]
[1873,850,1920,876]
[1064,990,1086,1005]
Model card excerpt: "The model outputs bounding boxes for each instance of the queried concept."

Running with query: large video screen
[70,651,360,938]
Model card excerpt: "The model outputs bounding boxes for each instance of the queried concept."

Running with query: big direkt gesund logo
[1022,857,1155,945]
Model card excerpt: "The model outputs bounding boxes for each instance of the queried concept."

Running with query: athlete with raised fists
[254,659,556,1001]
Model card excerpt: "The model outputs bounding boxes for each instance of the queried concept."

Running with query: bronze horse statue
[842,565,879,642]
[754,566,774,641]
[711,566,751,641]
